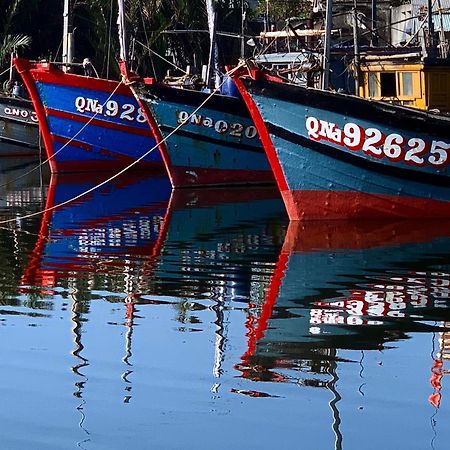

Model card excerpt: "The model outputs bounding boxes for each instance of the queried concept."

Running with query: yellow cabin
[358,54,450,113]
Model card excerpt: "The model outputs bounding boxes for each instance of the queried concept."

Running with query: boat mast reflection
[70,289,90,444]
[238,219,450,445]
[21,173,288,403]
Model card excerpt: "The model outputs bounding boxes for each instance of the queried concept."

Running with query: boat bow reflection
[238,220,450,430]
[22,173,172,292]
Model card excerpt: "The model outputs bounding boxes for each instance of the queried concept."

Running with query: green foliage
[254,0,311,24]
[0,0,267,78]
[0,0,32,69]
[0,34,31,67]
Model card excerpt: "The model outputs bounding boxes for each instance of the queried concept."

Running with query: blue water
[0,156,450,449]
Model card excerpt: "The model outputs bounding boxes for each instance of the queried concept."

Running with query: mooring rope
[0,62,246,227]
[0,79,126,191]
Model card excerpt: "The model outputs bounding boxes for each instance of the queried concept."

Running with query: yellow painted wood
[358,60,450,112]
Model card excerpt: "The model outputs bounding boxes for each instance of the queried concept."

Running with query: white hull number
[306,116,450,168]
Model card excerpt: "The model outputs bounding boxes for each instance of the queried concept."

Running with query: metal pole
[428,0,435,50]
[63,0,74,71]
[9,51,14,84]
[352,0,360,94]
[117,0,127,62]
[321,0,333,90]
[240,0,245,58]
[371,0,378,46]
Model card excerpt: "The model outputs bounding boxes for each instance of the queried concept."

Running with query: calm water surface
[1,156,450,449]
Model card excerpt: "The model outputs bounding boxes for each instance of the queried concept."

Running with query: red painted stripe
[124,78,174,187]
[18,59,133,95]
[282,189,450,220]
[169,185,280,208]
[50,134,164,171]
[14,58,57,172]
[46,108,153,137]
[232,75,288,191]
[282,219,450,253]
[169,164,274,187]
[52,134,93,151]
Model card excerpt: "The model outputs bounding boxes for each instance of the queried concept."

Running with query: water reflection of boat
[22,172,286,301]
[239,219,450,382]
[0,156,46,213]
[21,173,172,290]
[154,187,285,299]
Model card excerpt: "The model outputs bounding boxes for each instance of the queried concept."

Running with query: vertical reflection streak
[122,298,134,403]
[326,359,343,450]
[211,296,226,394]
[70,290,90,443]
[430,326,440,450]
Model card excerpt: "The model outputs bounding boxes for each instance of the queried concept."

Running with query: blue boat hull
[134,82,274,187]
[15,59,163,173]
[235,73,450,219]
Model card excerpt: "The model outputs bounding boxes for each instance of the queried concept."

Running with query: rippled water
[1,156,450,449]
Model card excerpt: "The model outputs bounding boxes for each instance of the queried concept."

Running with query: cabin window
[380,72,397,97]
[401,72,413,97]
[368,72,378,97]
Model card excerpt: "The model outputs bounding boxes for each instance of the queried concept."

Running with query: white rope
[0,66,12,77]
[0,63,246,226]
[0,79,126,190]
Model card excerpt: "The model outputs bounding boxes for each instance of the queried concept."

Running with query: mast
[205,0,220,90]
[371,0,378,46]
[117,0,127,63]
[62,0,75,71]
[321,0,333,90]
[240,0,245,58]
[352,0,360,94]
[427,0,435,51]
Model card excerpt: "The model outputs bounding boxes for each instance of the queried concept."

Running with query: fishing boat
[231,0,450,221]
[12,0,163,174]
[233,67,450,220]
[13,59,163,174]
[0,93,40,156]
[117,0,273,188]
[130,80,274,187]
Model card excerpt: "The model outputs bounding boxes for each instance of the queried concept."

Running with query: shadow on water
[2,160,450,448]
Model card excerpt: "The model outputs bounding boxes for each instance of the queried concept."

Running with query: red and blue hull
[133,81,274,187]
[234,73,450,220]
[21,172,172,289]
[14,59,163,173]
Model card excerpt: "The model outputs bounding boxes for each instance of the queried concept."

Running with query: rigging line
[135,39,188,74]
[402,0,439,47]
[138,7,157,79]
[0,67,12,77]
[0,79,125,191]
[254,23,291,59]
[0,62,246,227]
